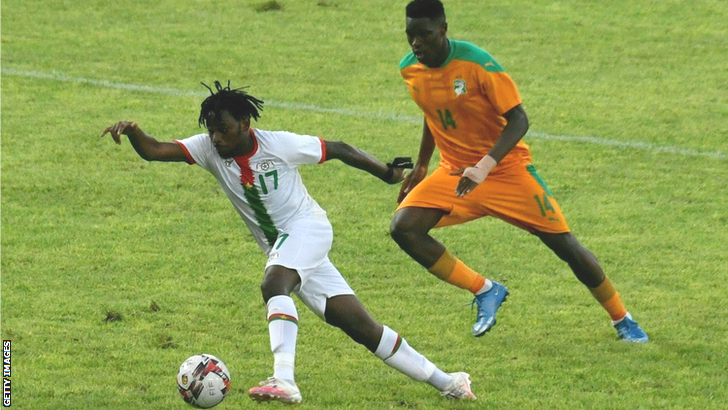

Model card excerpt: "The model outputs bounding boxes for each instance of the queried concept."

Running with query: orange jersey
[400,40,532,171]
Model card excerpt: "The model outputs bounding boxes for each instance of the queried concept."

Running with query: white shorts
[265,215,355,319]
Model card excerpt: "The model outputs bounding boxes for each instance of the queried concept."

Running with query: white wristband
[461,155,497,185]
[475,155,498,173]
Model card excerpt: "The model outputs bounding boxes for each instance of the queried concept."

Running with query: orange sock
[589,277,627,321]
[428,250,486,294]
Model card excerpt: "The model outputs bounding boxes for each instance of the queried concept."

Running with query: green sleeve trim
[451,40,504,72]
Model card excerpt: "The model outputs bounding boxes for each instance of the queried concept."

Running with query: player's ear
[240,117,251,130]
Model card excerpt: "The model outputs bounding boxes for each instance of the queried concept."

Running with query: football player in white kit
[101,81,476,404]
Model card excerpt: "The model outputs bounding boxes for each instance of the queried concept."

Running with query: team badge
[453,79,467,96]
[224,159,234,167]
[255,160,275,172]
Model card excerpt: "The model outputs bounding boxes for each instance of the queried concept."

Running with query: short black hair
[198,80,264,128]
[406,0,445,19]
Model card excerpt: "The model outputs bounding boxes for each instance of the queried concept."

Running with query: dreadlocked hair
[198,80,264,128]
[406,0,445,19]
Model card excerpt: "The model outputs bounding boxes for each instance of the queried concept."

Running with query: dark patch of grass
[104,309,123,323]
[255,1,283,12]
[149,300,160,312]
[157,334,176,349]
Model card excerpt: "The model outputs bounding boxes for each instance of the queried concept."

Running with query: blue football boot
[472,281,508,337]
[613,312,648,343]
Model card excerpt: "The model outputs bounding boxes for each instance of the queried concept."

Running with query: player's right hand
[397,164,428,204]
[100,121,139,145]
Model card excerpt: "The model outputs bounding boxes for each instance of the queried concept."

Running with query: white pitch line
[3,68,725,159]
[526,132,726,159]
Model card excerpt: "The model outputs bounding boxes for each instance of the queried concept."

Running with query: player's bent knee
[390,215,419,245]
[391,208,443,241]
[260,268,300,302]
[389,221,408,244]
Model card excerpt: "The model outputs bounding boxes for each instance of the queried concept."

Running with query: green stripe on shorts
[526,164,554,197]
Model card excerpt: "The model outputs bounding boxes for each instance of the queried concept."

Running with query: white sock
[374,325,437,383]
[426,370,454,391]
[474,279,494,296]
[612,311,632,325]
[267,295,298,384]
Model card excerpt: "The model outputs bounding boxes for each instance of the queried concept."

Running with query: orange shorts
[397,164,570,234]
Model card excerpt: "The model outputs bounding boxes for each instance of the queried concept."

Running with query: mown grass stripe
[4,67,724,160]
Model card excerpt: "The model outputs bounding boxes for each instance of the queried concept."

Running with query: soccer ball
[176,354,231,408]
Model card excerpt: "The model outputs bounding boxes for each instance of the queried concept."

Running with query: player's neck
[431,39,450,68]
[240,135,255,155]
[232,129,256,157]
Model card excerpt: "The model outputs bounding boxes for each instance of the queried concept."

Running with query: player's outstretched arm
[100,121,188,162]
[323,140,411,185]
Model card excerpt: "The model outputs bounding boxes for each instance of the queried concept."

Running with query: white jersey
[175,128,329,253]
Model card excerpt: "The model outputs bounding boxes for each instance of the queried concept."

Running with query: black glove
[381,157,414,181]
[387,157,414,169]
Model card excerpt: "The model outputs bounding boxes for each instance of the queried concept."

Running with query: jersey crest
[255,160,275,172]
[453,78,467,96]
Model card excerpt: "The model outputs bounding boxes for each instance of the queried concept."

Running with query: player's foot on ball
[440,372,477,400]
[472,281,509,337]
[613,312,648,343]
[248,376,302,405]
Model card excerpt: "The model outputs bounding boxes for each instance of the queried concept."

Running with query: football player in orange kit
[390,0,648,342]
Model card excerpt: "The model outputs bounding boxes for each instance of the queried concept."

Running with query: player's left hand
[451,166,488,197]
[100,121,139,145]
